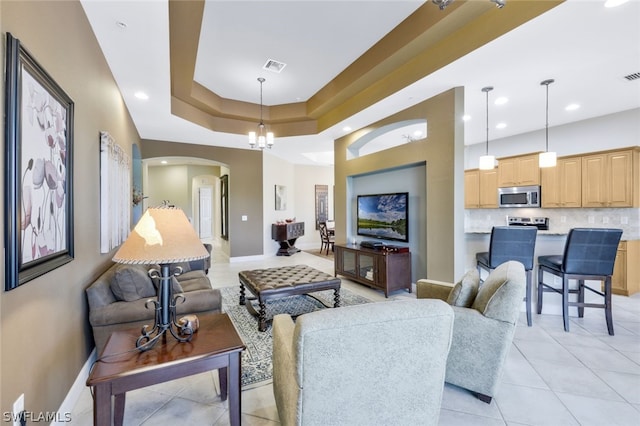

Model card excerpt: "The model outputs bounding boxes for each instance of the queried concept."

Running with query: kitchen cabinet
[464,170,480,208]
[541,156,582,208]
[465,169,498,209]
[334,244,411,297]
[582,149,638,208]
[498,154,540,187]
[611,240,639,296]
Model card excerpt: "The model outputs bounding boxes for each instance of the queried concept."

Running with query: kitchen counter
[465,207,639,241]
[465,228,567,236]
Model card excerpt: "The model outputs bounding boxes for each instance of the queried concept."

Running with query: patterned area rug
[220,285,371,389]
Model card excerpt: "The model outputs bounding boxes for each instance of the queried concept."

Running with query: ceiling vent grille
[263,59,286,73]
[623,72,640,81]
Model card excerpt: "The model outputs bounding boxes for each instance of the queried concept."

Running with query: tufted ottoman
[238,265,341,331]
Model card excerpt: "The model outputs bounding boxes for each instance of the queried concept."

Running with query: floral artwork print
[20,67,68,263]
[4,32,74,289]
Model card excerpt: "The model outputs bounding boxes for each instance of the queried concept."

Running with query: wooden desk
[87,313,245,426]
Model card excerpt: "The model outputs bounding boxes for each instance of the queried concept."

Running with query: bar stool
[476,226,537,326]
[537,228,622,335]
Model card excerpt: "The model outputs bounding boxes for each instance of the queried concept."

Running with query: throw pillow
[173,262,191,274]
[472,261,525,323]
[171,276,184,295]
[151,274,184,295]
[446,269,479,307]
[110,265,156,302]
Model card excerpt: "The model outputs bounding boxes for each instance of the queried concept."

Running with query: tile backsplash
[465,207,639,240]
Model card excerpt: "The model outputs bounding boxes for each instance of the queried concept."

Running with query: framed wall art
[99,131,131,254]
[220,174,229,240]
[4,33,75,290]
[275,184,287,211]
[315,184,329,229]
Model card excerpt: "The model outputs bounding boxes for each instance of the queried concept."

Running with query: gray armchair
[416,261,526,403]
[272,299,454,426]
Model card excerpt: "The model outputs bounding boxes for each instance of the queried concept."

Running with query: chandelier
[248,77,274,149]
[432,0,505,10]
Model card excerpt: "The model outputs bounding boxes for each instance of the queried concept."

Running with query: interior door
[199,186,213,238]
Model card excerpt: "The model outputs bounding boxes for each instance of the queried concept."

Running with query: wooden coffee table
[86,313,245,426]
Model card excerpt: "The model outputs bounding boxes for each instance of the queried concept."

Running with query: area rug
[220,285,371,389]
[302,248,334,260]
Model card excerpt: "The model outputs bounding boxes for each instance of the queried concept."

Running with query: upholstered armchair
[272,299,454,426]
[417,261,526,403]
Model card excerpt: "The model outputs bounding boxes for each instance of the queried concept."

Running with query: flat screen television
[357,192,409,242]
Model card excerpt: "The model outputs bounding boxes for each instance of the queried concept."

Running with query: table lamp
[112,206,209,350]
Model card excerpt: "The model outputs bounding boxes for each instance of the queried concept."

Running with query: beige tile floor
[72,241,640,425]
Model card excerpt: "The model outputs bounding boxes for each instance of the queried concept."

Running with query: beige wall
[1,0,140,416]
[292,164,335,250]
[261,155,335,255]
[140,139,264,258]
[335,88,466,282]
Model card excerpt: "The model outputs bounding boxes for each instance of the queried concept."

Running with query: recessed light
[605,0,628,8]
[160,160,168,165]
[134,91,149,100]
[462,114,471,121]
[342,126,352,132]
[494,97,508,105]
[565,103,580,111]
[116,21,127,29]
[496,122,507,129]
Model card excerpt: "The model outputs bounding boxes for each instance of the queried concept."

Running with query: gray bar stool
[476,226,538,326]
[537,228,622,335]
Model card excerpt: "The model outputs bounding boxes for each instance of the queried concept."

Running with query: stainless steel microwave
[498,185,541,208]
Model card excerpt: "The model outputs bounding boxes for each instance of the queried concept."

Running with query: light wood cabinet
[541,156,582,208]
[498,153,540,187]
[479,169,498,208]
[464,170,480,208]
[582,149,636,207]
[611,240,640,296]
[465,147,638,210]
[465,169,498,209]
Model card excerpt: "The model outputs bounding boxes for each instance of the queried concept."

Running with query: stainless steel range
[507,216,549,230]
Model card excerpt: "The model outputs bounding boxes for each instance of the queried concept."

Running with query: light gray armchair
[272,299,454,426]
[417,261,526,403]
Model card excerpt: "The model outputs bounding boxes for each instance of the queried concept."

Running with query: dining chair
[537,227,623,335]
[318,222,335,255]
[476,226,537,326]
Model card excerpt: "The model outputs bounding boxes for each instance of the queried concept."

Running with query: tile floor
[71,242,640,425]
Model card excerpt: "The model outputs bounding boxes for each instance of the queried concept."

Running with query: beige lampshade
[113,206,208,264]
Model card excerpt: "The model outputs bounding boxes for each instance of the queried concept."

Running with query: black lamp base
[136,264,193,351]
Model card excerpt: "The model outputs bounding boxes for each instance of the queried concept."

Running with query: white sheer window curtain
[100,131,131,253]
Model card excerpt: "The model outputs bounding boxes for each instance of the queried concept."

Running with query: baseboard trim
[229,254,266,263]
[54,348,96,426]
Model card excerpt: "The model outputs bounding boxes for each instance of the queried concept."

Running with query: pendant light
[248,77,274,149]
[478,86,496,170]
[539,79,557,167]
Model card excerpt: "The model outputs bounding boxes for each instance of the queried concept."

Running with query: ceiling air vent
[263,59,286,73]
[623,72,640,81]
